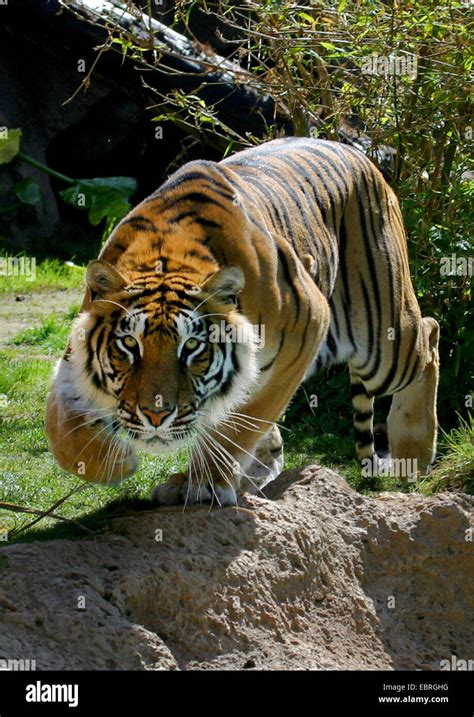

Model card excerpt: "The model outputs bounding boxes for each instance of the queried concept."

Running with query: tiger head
[69,258,259,454]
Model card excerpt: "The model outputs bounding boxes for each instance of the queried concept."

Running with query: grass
[11,304,81,355]
[0,268,472,543]
[0,254,85,294]
[418,415,474,495]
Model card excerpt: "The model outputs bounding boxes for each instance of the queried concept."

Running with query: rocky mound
[0,467,472,670]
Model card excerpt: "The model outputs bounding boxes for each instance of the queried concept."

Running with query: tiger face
[69,260,259,454]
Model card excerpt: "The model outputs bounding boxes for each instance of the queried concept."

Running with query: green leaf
[0,128,22,164]
[13,178,42,207]
[79,176,137,196]
[337,0,347,12]
[59,176,137,227]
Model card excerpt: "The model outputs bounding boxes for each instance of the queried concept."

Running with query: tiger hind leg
[350,372,376,463]
[387,317,440,476]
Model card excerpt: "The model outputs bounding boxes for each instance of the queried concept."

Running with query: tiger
[45,137,440,506]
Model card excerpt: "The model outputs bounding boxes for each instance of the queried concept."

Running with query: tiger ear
[86,260,127,298]
[203,266,245,304]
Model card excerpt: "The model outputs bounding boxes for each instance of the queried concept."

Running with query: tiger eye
[185,337,200,351]
[123,335,137,349]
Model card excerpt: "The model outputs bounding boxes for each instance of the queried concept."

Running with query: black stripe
[185,249,215,262]
[277,247,300,325]
[218,178,269,235]
[338,217,358,353]
[95,324,109,362]
[278,154,334,257]
[120,216,157,232]
[353,275,375,373]
[326,329,337,357]
[194,217,221,229]
[350,381,369,398]
[261,332,285,372]
[235,170,294,243]
[161,169,232,196]
[168,210,197,223]
[390,326,418,393]
[303,144,351,197]
[246,162,318,259]
[168,192,231,213]
[354,410,374,422]
[293,308,312,363]
[354,428,374,446]
[396,354,420,395]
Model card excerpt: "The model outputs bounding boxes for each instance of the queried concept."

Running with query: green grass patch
[0,255,85,294]
[418,415,474,495]
[11,304,81,355]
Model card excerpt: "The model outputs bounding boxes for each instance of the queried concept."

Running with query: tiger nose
[141,407,173,427]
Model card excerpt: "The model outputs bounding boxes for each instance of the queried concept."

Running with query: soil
[0,289,83,350]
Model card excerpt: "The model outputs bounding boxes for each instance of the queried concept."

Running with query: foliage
[0,128,21,164]
[59,176,137,233]
[0,128,137,231]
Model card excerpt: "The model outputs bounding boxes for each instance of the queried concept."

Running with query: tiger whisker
[193,439,214,509]
[194,433,233,508]
[55,412,117,448]
[227,411,290,432]
[103,427,126,485]
[191,435,215,507]
[71,418,122,468]
[97,428,119,485]
[214,417,267,435]
[198,427,267,499]
[201,422,271,472]
[192,312,228,322]
[64,406,112,418]
[198,408,274,435]
[188,287,226,318]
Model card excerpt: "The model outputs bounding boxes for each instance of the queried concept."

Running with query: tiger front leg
[45,358,138,484]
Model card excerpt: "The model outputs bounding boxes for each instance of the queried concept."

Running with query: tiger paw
[151,473,238,507]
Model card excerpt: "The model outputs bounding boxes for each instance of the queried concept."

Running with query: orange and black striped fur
[46,138,439,505]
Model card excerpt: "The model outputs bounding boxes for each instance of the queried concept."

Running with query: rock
[0,466,472,670]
